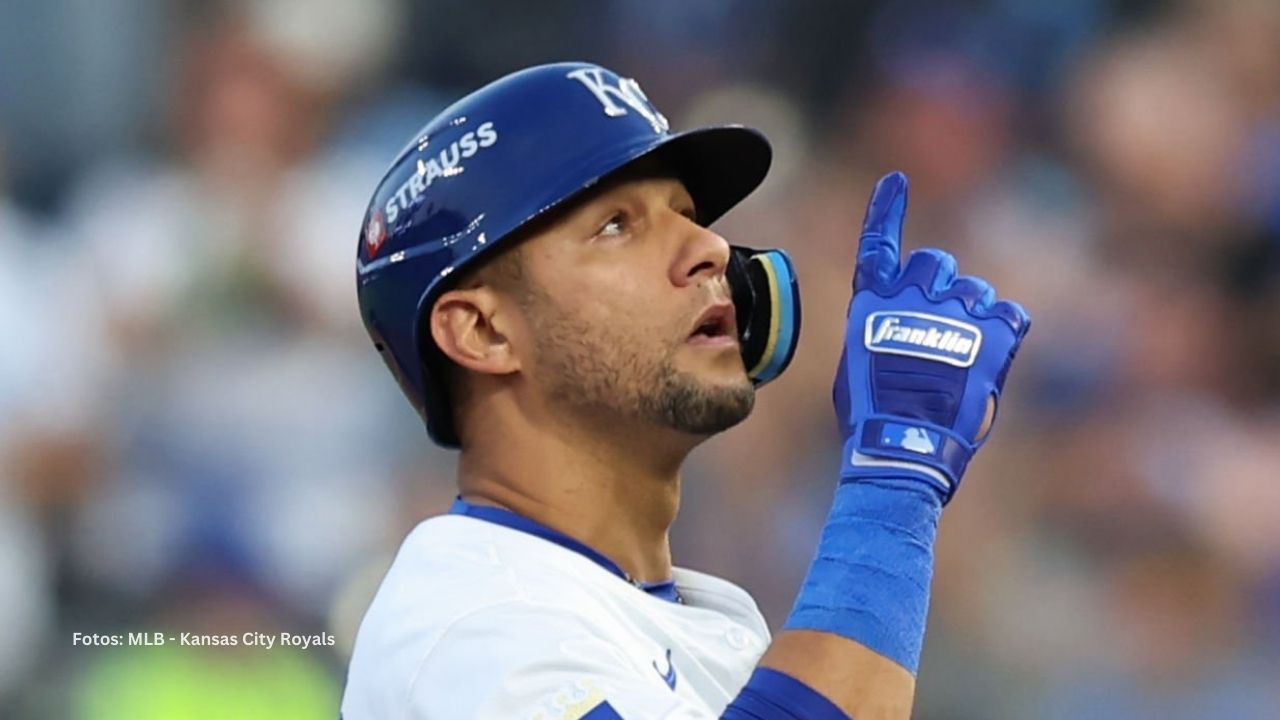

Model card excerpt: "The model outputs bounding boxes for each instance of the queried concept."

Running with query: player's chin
[658,370,756,436]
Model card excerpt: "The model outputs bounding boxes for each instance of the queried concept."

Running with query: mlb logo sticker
[880,422,941,456]
[864,311,982,367]
[365,211,387,257]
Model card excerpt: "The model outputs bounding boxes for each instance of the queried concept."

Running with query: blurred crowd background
[2,0,1278,717]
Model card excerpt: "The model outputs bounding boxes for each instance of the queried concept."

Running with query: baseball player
[342,62,1029,719]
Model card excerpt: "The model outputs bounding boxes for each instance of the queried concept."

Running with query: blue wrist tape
[783,476,941,674]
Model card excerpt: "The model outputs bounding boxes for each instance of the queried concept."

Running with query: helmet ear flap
[728,247,802,386]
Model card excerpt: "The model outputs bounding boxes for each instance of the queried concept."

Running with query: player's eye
[595,212,628,239]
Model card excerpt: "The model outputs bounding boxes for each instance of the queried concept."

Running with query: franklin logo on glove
[864,311,981,367]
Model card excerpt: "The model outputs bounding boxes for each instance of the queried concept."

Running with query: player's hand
[833,172,1030,504]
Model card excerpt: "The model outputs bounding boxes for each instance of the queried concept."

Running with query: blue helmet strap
[727,247,802,387]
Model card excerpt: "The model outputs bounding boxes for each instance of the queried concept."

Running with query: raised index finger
[857,171,909,285]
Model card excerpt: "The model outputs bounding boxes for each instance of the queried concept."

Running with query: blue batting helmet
[356,62,800,447]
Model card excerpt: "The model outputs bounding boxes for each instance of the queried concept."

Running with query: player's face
[511,171,755,436]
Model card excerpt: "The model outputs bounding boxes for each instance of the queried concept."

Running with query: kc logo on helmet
[865,311,982,367]
[567,68,670,134]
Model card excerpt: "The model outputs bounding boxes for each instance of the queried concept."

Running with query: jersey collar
[449,497,683,604]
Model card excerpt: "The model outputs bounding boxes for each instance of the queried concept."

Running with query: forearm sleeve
[783,476,942,674]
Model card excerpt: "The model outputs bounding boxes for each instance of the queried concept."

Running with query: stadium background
[2,0,1278,716]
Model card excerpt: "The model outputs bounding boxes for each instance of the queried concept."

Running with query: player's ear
[430,287,521,377]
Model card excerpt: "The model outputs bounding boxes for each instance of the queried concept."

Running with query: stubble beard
[524,287,756,436]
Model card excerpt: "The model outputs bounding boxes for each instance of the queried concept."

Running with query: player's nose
[669,214,731,289]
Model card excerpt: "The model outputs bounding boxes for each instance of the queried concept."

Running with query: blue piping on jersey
[450,497,682,603]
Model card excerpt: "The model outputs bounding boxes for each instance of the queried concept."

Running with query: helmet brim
[645,125,773,227]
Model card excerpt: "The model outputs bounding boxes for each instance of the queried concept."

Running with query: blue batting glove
[835,172,1030,504]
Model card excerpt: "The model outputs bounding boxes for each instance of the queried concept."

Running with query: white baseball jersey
[341,501,772,719]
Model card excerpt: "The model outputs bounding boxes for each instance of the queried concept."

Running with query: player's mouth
[686,302,738,347]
